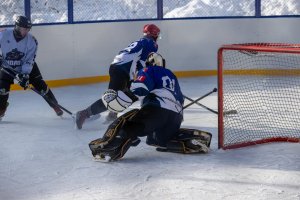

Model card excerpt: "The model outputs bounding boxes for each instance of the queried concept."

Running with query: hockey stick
[183,88,217,110]
[0,64,74,117]
[183,90,237,115]
[183,95,218,114]
[239,50,275,57]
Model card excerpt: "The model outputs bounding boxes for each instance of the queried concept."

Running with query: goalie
[89,53,212,162]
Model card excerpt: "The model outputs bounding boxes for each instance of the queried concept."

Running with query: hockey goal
[218,43,300,149]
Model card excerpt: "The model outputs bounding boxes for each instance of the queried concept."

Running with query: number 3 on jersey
[124,42,138,52]
[162,76,175,91]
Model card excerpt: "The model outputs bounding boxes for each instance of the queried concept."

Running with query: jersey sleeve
[21,35,38,74]
[175,78,184,105]
[130,68,154,98]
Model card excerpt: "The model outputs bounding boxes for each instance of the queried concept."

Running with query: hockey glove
[102,89,133,113]
[16,74,29,90]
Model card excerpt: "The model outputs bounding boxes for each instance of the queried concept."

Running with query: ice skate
[75,109,89,129]
[53,105,63,116]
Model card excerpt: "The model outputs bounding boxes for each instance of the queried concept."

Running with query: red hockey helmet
[143,24,160,39]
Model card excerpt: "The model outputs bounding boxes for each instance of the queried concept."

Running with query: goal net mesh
[218,43,300,149]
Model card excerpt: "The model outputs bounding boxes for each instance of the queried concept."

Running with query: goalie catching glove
[102,89,134,113]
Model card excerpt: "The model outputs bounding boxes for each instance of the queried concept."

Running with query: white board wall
[31,18,300,80]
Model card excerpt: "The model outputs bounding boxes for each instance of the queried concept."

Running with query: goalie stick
[183,88,217,110]
[183,95,237,115]
[0,62,74,118]
[183,94,218,114]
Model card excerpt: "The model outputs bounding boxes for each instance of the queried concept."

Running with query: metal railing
[0,0,299,26]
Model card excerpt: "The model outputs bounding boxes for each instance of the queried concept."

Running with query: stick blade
[223,110,238,115]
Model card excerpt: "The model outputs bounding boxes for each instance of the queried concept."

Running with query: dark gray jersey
[0,28,37,74]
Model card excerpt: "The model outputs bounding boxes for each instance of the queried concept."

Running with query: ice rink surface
[0,77,299,200]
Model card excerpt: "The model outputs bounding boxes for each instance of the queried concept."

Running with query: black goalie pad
[156,128,212,154]
[89,109,140,161]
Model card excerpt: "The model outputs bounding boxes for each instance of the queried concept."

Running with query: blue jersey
[111,36,158,80]
[130,66,184,114]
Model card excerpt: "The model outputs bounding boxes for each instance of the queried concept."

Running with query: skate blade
[93,154,112,162]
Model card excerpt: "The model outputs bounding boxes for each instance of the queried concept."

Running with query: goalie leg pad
[90,136,133,162]
[89,109,140,161]
[156,128,212,154]
[177,128,212,148]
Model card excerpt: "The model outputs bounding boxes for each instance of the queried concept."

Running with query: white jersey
[0,28,37,74]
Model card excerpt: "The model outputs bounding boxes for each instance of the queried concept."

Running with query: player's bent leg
[0,80,11,120]
[89,109,140,162]
[156,128,212,154]
[44,89,63,116]
[29,63,63,116]
[30,76,63,116]
[0,102,9,121]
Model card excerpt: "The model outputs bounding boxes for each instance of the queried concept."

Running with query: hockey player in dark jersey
[89,53,212,162]
[0,16,63,121]
[75,24,160,129]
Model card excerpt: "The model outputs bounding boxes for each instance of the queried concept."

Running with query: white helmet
[146,52,166,68]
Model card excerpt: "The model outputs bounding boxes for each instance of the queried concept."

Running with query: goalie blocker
[89,109,212,162]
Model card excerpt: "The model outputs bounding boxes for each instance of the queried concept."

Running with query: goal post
[218,43,300,149]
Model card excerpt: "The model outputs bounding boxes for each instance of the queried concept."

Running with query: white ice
[0,77,299,200]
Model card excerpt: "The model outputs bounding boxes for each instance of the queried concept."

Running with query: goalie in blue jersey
[89,53,212,162]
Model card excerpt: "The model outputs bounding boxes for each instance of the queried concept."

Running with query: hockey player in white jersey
[75,24,160,129]
[0,16,63,120]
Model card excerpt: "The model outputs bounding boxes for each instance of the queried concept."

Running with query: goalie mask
[145,52,166,68]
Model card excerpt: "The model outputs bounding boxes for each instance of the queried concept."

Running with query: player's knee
[30,75,48,92]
